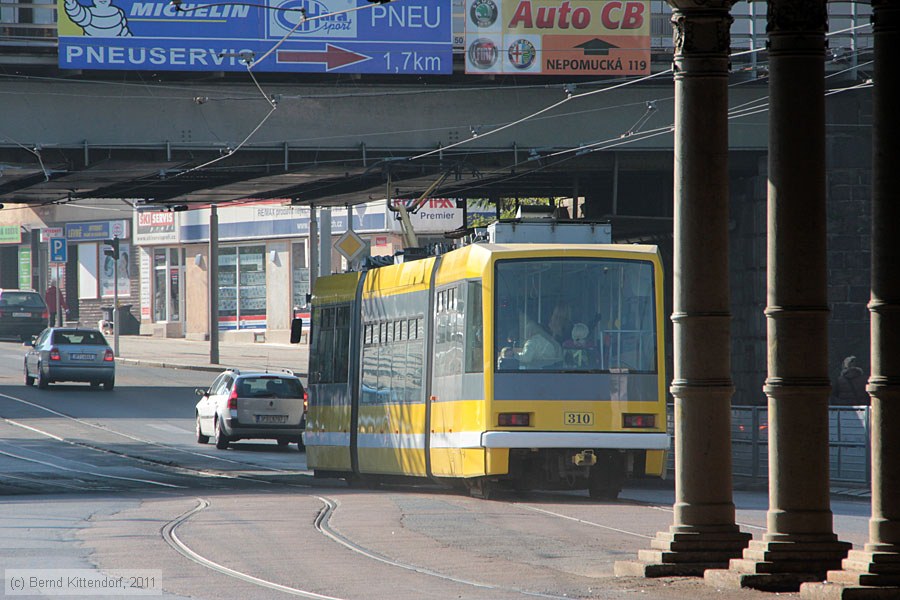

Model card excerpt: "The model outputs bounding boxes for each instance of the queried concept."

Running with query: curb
[116,358,225,373]
[116,357,309,378]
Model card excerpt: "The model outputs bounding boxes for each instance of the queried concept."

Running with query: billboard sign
[135,209,178,245]
[388,198,464,233]
[57,0,453,74]
[65,220,130,241]
[464,0,650,75]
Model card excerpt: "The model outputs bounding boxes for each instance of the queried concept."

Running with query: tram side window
[434,286,464,377]
[408,318,424,402]
[333,306,351,383]
[465,282,483,373]
[310,305,351,385]
[309,308,323,384]
[320,308,336,383]
[361,322,377,404]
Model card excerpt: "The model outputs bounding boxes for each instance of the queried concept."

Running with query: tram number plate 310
[564,412,594,426]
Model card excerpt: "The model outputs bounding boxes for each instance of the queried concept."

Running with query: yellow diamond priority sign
[335,229,367,263]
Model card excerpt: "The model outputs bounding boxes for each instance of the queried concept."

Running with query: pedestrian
[833,355,868,405]
[45,280,68,327]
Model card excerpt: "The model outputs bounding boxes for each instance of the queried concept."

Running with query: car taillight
[623,414,656,428]
[228,387,238,409]
[42,310,50,320]
[49,347,61,361]
[498,413,530,427]
[303,391,308,412]
[103,349,115,362]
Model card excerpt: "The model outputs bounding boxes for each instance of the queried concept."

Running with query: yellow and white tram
[304,236,668,499]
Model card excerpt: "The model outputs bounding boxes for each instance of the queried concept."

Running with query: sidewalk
[115,334,309,376]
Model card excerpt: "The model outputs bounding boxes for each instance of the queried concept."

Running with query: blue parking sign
[50,237,67,264]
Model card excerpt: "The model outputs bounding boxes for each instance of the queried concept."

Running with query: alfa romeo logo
[507,39,536,69]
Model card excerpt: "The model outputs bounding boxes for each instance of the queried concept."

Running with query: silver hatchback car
[195,369,306,450]
[24,327,115,390]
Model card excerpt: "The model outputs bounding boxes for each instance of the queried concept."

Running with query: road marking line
[0,447,183,488]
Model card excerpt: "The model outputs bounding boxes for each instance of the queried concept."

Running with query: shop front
[134,201,393,341]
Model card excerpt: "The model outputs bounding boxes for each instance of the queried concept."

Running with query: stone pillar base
[704,539,853,592]
[800,582,900,600]
[614,529,751,578]
[796,549,900,597]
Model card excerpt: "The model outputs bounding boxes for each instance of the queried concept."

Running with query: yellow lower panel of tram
[356,403,428,476]
[644,449,666,477]
[306,445,352,472]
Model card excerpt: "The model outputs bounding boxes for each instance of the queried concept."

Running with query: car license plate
[564,412,594,426]
[256,415,288,424]
[70,353,95,361]
[12,312,30,318]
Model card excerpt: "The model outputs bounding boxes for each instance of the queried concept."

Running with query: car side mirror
[195,388,208,397]
[23,339,34,347]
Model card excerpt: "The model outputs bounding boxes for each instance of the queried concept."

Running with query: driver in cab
[519,320,563,369]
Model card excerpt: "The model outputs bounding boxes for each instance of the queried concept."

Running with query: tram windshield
[494,258,657,373]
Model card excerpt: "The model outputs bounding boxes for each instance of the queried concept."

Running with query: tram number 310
[564,412,594,426]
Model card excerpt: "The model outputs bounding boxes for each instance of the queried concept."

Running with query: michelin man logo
[65,0,133,37]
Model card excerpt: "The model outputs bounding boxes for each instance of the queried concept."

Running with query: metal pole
[309,204,318,292]
[319,207,331,277]
[209,205,219,364]
[113,249,119,357]
[56,265,62,327]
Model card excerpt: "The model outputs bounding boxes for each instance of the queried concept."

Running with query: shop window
[153,247,183,322]
[292,242,310,310]
[218,245,266,330]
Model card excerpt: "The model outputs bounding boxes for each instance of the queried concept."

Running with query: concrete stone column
[803,1,900,597]
[614,0,751,578]
[705,0,850,592]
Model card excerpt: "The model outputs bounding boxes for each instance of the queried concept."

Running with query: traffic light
[103,237,120,260]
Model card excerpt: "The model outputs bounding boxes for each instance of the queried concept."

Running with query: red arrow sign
[277,44,370,71]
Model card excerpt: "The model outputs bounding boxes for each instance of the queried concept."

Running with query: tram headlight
[623,414,656,428]
[498,413,531,427]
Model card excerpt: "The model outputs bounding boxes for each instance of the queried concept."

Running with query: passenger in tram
[547,301,573,344]
[563,322,601,369]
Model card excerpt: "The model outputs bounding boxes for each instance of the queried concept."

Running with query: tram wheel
[345,475,380,489]
[588,484,621,500]
[465,478,496,500]
[588,452,626,501]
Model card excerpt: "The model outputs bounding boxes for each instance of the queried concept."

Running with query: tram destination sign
[57,0,453,74]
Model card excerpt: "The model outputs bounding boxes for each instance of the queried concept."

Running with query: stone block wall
[728,92,873,405]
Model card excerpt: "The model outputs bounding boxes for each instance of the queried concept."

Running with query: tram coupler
[572,449,597,467]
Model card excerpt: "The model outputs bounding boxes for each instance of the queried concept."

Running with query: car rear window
[0,292,46,308]
[52,331,108,345]
[236,377,303,398]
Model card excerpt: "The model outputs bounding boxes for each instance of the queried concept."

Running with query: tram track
[161,498,343,600]
[161,495,587,600]
[0,390,737,599]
